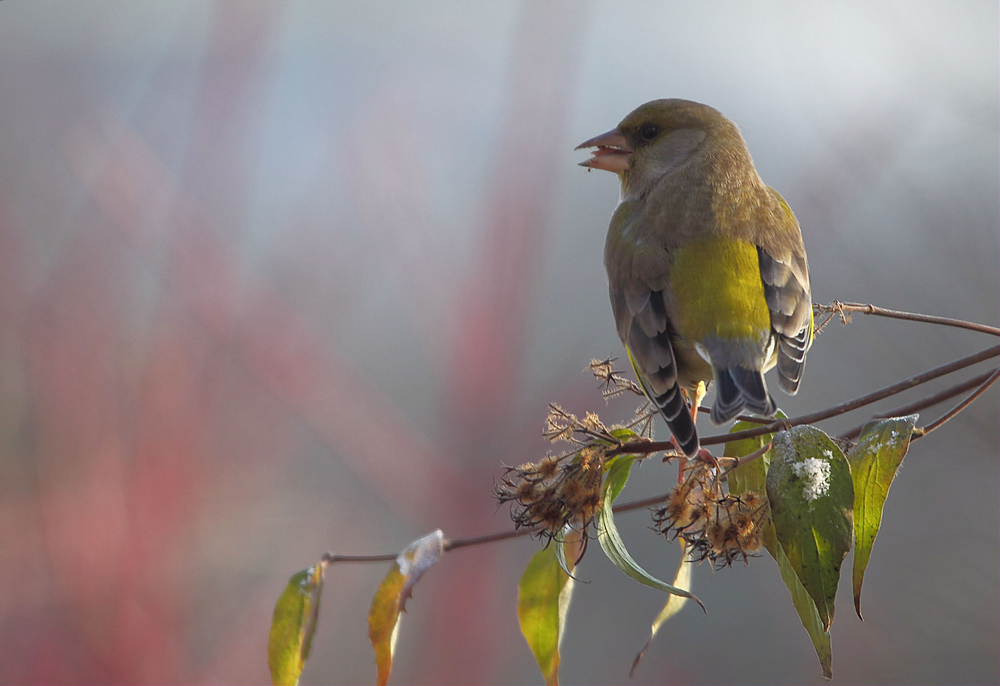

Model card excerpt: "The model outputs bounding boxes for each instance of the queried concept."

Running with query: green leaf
[725,413,784,498]
[596,456,704,608]
[368,530,445,686]
[767,427,854,632]
[773,539,833,679]
[608,427,640,442]
[517,541,576,685]
[846,415,917,620]
[726,419,832,679]
[725,419,779,553]
[629,541,694,677]
[268,564,325,686]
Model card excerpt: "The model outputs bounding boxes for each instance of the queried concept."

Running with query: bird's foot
[695,448,721,472]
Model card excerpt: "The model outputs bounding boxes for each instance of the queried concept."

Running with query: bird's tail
[710,367,776,424]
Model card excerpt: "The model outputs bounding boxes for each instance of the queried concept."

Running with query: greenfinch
[577,99,812,457]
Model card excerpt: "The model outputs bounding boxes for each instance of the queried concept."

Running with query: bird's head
[577,99,733,199]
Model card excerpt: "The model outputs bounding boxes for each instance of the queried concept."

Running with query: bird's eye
[640,124,659,141]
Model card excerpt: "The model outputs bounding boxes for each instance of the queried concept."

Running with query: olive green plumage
[578,99,813,456]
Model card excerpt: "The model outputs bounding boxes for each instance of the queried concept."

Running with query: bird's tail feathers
[710,367,775,424]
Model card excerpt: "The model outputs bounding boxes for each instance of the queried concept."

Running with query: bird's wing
[758,190,813,395]
[610,283,698,456]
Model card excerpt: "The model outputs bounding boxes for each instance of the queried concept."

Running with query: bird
[576,98,812,458]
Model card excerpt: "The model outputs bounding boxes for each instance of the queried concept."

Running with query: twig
[732,441,773,470]
[326,490,676,562]
[913,368,1000,440]
[839,369,997,441]
[445,527,536,552]
[322,551,401,564]
[321,355,998,565]
[815,301,1000,337]
[607,344,999,455]
[700,344,999,446]
[812,309,841,336]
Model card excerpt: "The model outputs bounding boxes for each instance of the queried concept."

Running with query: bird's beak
[576,128,631,173]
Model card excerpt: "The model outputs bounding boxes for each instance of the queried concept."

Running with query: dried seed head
[495,447,608,546]
[536,455,560,481]
[691,492,771,568]
[652,461,720,539]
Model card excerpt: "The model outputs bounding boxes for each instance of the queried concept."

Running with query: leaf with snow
[767,426,853,633]
[726,419,832,678]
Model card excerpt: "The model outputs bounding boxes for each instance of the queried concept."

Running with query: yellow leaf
[367,530,445,686]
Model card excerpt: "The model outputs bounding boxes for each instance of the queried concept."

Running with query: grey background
[0,1,995,683]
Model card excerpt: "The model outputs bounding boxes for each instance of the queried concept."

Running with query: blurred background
[0,1,996,683]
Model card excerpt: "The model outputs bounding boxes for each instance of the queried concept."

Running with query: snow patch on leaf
[791,458,831,501]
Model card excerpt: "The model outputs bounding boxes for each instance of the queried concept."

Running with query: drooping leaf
[767,427,854,632]
[268,564,325,686]
[846,415,917,620]
[596,456,703,608]
[517,538,576,685]
[629,541,694,677]
[726,420,832,679]
[773,539,833,679]
[368,530,445,686]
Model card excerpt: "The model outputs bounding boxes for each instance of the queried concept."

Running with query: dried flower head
[652,460,771,569]
[495,447,607,544]
[689,491,771,569]
[652,461,720,540]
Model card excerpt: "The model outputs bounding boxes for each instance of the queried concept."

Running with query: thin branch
[328,490,676,563]
[322,551,400,564]
[839,369,998,441]
[321,362,999,565]
[816,301,1000,337]
[696,406,770,424]
[732,441,773,470]
[608,343,999,455]
[699,344,999,447]
[444,526,536,552]
[913,368,1000,440]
